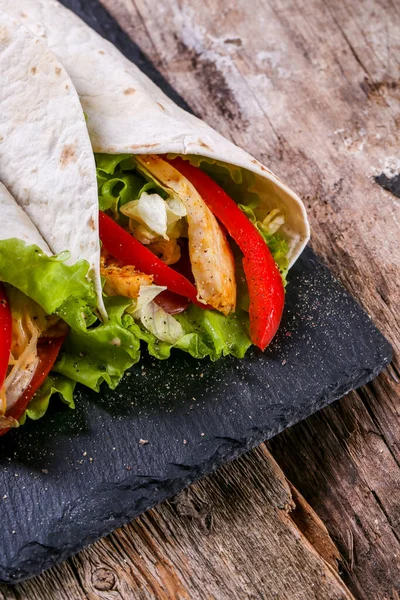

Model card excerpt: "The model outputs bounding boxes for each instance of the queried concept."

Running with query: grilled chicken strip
[136,156,237,315]
[100,251,153,299]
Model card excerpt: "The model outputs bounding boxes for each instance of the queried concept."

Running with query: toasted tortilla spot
[0,26,9,45]
[98,50,105,55]
[123,88,135,95]
[131,143,158,150]
[79,165,88,178]
[30,66,37,74]
[60,144,77,168]
[88,217,96,231]
[157,102,166,111]
[20,12,27,18]
[198,140,212,150]
[55,67,61,76]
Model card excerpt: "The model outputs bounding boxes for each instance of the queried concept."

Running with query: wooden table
[1,0,399,598]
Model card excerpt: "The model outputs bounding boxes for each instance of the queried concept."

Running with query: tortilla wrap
[0,182,50,253]
[0,0,310,267]
[0,9,105,316]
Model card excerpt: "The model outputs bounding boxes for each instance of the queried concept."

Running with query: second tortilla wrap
[0,183,50,256]
[0,8,105,317]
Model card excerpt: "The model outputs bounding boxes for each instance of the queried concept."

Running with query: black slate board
[0,0,392,584]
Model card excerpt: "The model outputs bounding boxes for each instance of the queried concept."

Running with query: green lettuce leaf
[0,239,96,317]
[19,374,76,425]
[176,305,251,359]
[54,296,140,390]
[96,153,143,215]
[95,153,131,175]
[128,304,251,361]
[95,153,167,217]
[99,174,145,213]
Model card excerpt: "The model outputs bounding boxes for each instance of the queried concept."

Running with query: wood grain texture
[0,0,398,597]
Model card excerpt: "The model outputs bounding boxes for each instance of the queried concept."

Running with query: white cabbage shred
[121,192,187,245]
[128,285,184,344]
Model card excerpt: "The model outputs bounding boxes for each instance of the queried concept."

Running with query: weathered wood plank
[0,561,88,600]
[269,378,400,600]
[1,447,353,599]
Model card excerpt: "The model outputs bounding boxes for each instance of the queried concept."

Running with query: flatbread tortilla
[0,182,50,253]
[0,0,310,267]
[0,9,105,316]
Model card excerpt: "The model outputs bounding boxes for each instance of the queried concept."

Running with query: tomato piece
[0,334,66,436]
[0,284,12,391]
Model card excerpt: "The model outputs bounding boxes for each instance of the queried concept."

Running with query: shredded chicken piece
[148,239,181,265]
[0,386,6,416]
[5,335,40,412]
[3,286,68,415]
[101,251,153,299]
[0,415,19,431]
[136,156,237,315]
[42,315,69,339]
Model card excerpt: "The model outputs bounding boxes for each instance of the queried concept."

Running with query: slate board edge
[2,351,391,584]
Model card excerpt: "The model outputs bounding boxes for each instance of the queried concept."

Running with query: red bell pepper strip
[0,333,67,436]
[0,284,12,391]
[168,157,285,350]
[99,211,202,307]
